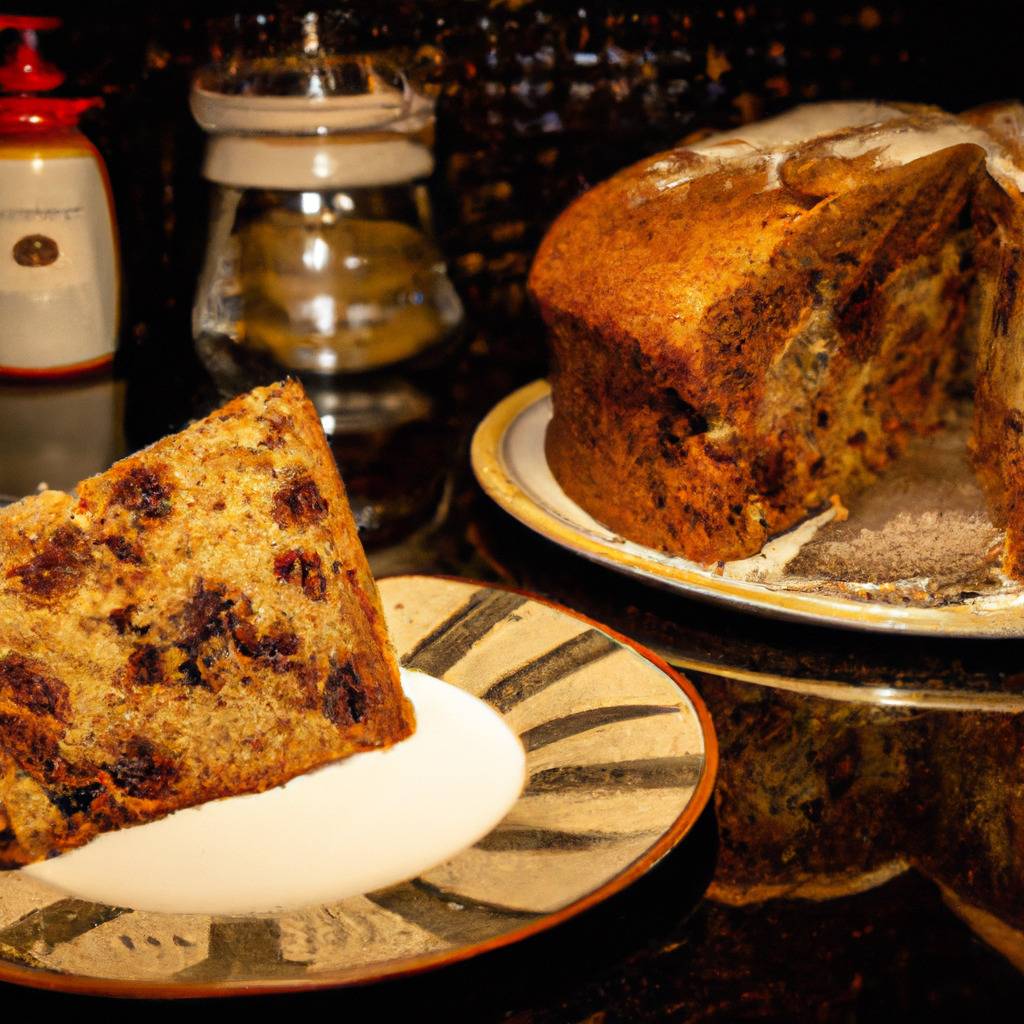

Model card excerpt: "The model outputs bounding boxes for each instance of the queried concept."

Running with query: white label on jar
[0,152,118,370]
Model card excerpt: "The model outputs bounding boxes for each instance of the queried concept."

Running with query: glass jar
[188,15,464,550]
[190,19,462,390]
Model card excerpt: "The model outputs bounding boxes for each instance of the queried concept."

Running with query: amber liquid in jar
[194,179,461,384]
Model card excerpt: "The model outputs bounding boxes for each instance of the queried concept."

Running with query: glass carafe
[190,39,462,391]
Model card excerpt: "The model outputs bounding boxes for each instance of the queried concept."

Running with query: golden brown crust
[0,381,414,867]
[530,102,1024,576]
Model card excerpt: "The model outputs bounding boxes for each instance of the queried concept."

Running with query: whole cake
[529,101,1024,578]
[0,381,414,867]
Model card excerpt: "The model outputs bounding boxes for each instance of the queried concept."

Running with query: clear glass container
[188,15,463,551]
[190,19,463,386]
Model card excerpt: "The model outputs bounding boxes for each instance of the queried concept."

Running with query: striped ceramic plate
[0,574,715,997]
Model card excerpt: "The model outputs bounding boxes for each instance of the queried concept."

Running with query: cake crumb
[783,419,1004,596]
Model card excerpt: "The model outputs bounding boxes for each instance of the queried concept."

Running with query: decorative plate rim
[471,379,1024,638]
[0,573,717,999]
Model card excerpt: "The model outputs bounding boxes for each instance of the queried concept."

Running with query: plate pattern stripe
[524,757,705,795]
[482,629,619,712]
[402,590,527,675]
[519,704,679,752]
[0,898,128,952]
[366,879,540,945]
[474,826,660,852]
[174,920,311,982]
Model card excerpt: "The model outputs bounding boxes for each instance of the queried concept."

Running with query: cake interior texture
[0,381,413,867]
[529,100,1024,579]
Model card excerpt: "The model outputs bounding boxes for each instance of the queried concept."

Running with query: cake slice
[0,380,414,867]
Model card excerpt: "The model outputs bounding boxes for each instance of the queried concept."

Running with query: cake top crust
[643,101,1024,196]
[529,100,1024,419]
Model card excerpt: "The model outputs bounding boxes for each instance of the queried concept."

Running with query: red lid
[0,15,61,30]
[0,94,100,132]
[0,14,101,132]
[0,15,64,91]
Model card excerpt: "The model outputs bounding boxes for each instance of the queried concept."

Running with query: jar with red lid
[0,15,119,379]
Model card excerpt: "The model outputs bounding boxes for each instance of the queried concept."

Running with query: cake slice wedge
[0,380,414,867]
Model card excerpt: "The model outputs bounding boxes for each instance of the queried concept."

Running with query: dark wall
[2,2,1019,412]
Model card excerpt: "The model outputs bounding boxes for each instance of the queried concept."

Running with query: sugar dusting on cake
[721,412,1020,607]
[641,101,1024,201]
[644,102,904,194]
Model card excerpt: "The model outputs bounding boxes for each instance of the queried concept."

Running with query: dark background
[5,1,1024,440]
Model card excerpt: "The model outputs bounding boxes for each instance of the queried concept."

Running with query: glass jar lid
[191,13,432,137]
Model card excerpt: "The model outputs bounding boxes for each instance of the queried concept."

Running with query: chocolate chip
[100,535,144,564]
[7,525,92,599]
[272,476,328,529]
[273,549,327,601]
[111,466,172,520]
[109,738,178,800]
[323,660,367,726]
[0,654,70,720]
[175,582,234,653]
[125,645,165,686]
[0,712,65,779]
[108,605,150,636]
[232,623,300,665]
[177,658,207,688]
[48,782,104,819]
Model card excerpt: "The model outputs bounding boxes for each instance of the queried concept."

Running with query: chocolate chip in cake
[108,605,150,636]
[109,738,179,800]
[48,782,104,820]
[7,525,92,599]
[273,549,327,601]
[125,645,166,687]
[0,654,70,720]
[111,466,173,520]
[99,535,144,564]
[323,660,367,726]
[272,476,329,528]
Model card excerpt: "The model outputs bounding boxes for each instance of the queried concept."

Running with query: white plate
[22,670,526,916]
[471,380,1024,637]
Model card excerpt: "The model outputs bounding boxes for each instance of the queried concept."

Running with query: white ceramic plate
[21,670,526,916]
[0,574,715,997]
[471,380,1024,637]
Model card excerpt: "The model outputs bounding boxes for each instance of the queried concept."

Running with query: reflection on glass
[195,185,462,378]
